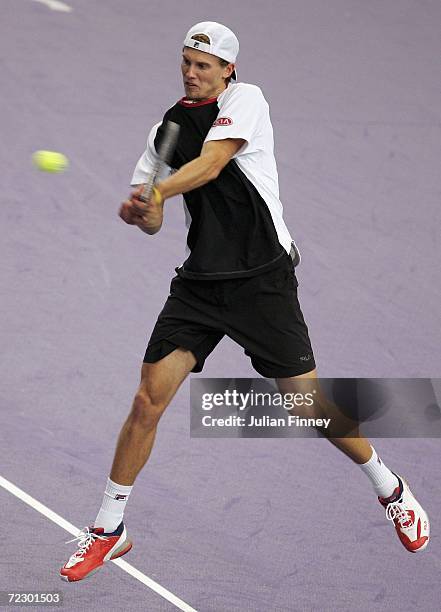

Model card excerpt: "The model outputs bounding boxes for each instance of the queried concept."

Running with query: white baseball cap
[183,21,239,81]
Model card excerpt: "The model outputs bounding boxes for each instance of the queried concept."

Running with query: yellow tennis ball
[32,150,69,173]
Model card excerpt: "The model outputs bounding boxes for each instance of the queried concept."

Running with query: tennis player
[60,21,429,582]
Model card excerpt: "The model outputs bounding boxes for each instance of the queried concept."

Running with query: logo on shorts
[212,117,233,127]
[299,354,312,362]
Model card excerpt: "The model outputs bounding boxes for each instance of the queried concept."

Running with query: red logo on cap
[212,117,233,127]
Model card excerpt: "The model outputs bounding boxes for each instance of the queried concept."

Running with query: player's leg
[109,347,197,486]
[100,273,224,520]
[275,367,373,464]
[225,253,429,553]
[95,347,197,531]
[60,347,197,582]
[275,368,430,552]
[276,369,402,499]
[61,271,227,581]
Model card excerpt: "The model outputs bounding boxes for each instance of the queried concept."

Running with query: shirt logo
[212,117,233,127]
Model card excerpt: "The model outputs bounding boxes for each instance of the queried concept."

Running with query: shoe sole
[411,539,429,553]
[60,539,133,582]
[110,539,133,560]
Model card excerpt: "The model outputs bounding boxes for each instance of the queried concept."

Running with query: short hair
[185,34,234,84]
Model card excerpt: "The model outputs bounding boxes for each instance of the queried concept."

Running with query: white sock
[359,446,399,498]
[94,477,133,533]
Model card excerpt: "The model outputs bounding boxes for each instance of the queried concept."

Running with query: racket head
[157,120,180,165]
[140,120,180,202]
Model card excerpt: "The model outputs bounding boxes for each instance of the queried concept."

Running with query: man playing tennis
[60,21,429,582]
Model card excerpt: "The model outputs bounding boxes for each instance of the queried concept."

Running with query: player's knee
[129,388,165,430]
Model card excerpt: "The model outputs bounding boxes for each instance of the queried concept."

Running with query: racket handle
[290,241,301,267]
[139,172,156,203]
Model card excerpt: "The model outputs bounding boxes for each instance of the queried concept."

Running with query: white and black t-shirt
[131,82,294,280]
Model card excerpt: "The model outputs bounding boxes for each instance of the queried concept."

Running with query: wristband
[152,186,164,206]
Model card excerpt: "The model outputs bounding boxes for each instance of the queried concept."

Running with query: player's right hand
[119,186,164,234]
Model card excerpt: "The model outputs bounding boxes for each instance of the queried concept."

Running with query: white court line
[31,0,73,13]
[0,475,198,612]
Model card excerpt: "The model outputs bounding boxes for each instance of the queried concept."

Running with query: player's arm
[122,137,245,234]
[154,137,245,200]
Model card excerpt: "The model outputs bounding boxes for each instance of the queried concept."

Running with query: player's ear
[227,63,235,77]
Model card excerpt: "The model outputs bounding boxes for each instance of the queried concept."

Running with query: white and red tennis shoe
[60,521,132,582]
[379,474,429,553]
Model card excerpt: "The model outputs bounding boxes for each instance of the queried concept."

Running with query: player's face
[181,47,233,100]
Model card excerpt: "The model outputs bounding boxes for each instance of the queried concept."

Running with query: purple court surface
[1,0,440,610]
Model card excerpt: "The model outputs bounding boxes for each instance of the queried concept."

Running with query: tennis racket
[138,120,180,203]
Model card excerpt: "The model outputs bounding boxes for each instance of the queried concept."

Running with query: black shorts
[144,252,316,378]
